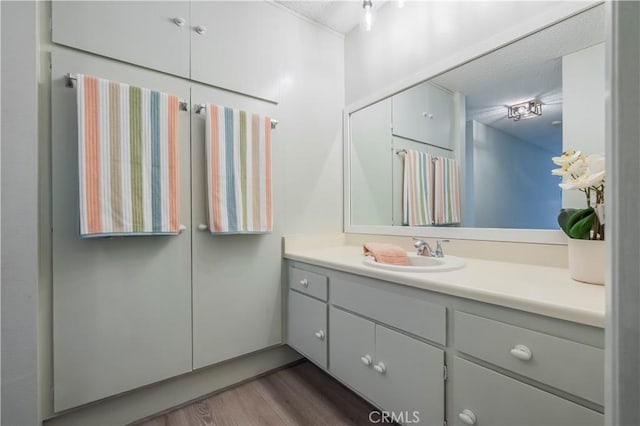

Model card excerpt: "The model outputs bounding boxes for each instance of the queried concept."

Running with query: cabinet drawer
[287,291,327,369]
[453,357,603,426]
[332,276,446,344]
[455,311,604,405]
[289,266,328,301]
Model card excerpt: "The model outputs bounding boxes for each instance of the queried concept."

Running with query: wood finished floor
[134,362,380,426]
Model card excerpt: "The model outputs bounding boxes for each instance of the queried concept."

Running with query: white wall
[344,1,597,105]
[468,120,561,229]
[562,42,606,208]
[1,2,40,426]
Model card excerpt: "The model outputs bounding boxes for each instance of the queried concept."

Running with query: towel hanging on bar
[74,73,182,237]
[433,156,461,225]
[205,104,272,234]
[403,149,434,226]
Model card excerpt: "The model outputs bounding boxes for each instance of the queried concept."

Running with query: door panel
[190,85,280,369]
[329,307,376,400]
[51,51,192,411]
[287,291,327,368]
[373,325,445,426]
[190,1,284,102]
[52,1,190,78]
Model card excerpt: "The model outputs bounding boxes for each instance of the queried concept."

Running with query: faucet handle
[412,237,426,248]
[435,239,450,257]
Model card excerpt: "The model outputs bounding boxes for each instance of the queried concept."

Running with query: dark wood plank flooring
[134,362,379,426]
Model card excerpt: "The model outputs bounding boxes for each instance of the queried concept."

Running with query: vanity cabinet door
[372,325,445,426]
[52,1,190,78]
[287,290,327,369]
[329,307,377,400]
[452,357,603,426]
[392,82,454,150]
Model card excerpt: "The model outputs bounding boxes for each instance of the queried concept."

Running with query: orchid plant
[552,151,605,240]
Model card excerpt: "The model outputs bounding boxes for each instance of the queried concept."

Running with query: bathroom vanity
[284,245,604,426]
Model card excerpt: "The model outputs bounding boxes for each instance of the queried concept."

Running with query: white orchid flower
[551,167,569,176]
[552,150,582,167]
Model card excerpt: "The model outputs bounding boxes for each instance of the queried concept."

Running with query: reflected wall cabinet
[392,81,454,150]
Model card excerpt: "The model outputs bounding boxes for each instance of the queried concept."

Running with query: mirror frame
[343,2,603,245]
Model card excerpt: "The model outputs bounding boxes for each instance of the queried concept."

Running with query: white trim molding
[605,1,640,424]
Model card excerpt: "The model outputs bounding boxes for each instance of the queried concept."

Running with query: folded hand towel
[363,243,410,266]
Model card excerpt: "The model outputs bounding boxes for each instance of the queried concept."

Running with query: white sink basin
[363,254,465,272]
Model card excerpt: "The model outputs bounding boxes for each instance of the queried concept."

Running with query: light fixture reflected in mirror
[361,0,376,32]
[507,100,543,121]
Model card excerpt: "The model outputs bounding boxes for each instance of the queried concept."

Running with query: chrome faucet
[413,238,450,258]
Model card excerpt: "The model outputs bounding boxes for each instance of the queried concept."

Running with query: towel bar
[193,103,278,129]
[64,73,189,112]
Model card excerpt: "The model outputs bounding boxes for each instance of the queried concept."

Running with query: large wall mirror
[346,5,604,243]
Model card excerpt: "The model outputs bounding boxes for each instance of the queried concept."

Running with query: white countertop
[284,245,605,328]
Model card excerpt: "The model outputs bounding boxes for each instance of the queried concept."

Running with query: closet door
[51,51,192,411]
[190,1,284,103]
[52,1,190,78]
[190,85,280,369]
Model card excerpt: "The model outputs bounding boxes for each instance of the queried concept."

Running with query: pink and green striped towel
[403,149,433,226]
[433,156,461,225]
[205,104,272,234]
[76,74,181,237]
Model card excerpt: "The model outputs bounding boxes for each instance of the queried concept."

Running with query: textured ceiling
[431,5,605,150]
[276,1,389,34]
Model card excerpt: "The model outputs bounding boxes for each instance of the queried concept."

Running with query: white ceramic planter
[567,239,605,285]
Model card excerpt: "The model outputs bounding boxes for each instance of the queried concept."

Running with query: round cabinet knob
[195,25,207,35]
[300,279,309,288]
[458,409,477,426]
[360,354,372,366]
[178,224,187,233]
[173,17,186,27]
[197,224,208,231]
[314,330,325,340]
[373,362,386,374]
[510,344,533,361]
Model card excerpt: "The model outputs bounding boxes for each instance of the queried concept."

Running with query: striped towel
[205,104,272,234]
[433,156,461,225]
[403,149,433,226]
[76,74,180,237]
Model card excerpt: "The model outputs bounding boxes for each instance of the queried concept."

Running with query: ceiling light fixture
[361,0,376,32]
[397,0,405,8]
[507,100,542,121]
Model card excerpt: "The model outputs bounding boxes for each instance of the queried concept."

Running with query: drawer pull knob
[458,409,477,425]
[360,355,372,366]
[300,279,309,288]
[373,362,386,374]
[173,17,186,27]
[197,224,208,231]
[195,25,207,35]
[314,330,325,340]
[510,344,533,361]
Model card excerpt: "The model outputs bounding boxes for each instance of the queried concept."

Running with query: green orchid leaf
[565,207,594,234]
[557,208,578,234]
[568,211,595,239]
